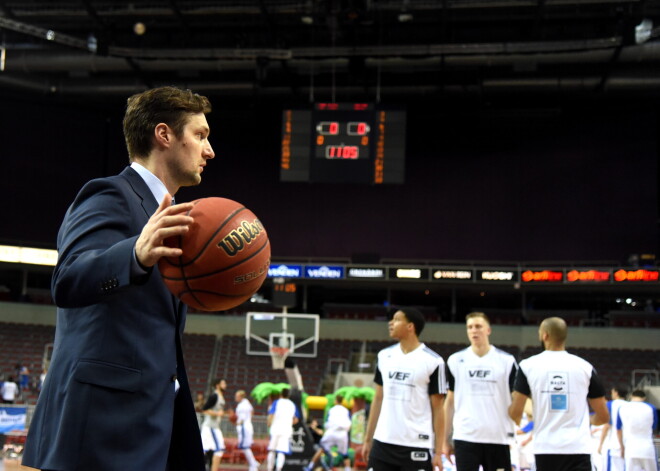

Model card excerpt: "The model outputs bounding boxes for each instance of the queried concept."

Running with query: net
[270,346,290,369]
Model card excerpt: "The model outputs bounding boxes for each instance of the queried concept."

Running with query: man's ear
[154,123,171,148]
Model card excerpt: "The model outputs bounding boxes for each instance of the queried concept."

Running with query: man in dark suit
[22,86,215,471]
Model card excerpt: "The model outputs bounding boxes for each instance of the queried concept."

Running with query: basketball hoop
[270,346,290,370]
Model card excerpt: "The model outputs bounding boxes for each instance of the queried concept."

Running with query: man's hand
[432,451,444,470]
[135,194,194,268]
[361,438,371,462]
[442,442,454,465]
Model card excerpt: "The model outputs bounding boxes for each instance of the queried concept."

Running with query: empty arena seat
[607,310,660,328]
[524,310,590,326]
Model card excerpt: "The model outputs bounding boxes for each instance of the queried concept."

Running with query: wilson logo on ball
[217,219,265,256]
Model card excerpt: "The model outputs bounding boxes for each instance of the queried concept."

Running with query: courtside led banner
[268,264,303,278]
[521,270,563,283]
[388,267,429,280]
[613,269,659,282]
[566,269,611,283]
[477,270,517,282]
[0,406,26,432]
[346,266,386,280]
[304,265,344,279]
[432,269,473,282]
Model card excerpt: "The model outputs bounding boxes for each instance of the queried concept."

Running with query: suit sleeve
[52,178,146,308]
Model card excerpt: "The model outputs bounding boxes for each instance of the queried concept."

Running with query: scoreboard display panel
[281,103,406,184]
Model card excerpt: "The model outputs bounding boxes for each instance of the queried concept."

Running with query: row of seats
[322,304,660,328]
[1,323,658,407]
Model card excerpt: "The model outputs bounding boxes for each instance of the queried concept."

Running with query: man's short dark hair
[631,389,646,399]
[612,386,628,398]
[123,86,212,161]
[398,307,426,336]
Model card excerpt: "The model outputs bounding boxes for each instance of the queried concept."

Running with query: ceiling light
[0,245,58,266]
[398,13,413,23]
[133,22,146,36]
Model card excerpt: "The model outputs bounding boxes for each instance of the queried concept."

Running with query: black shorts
[535,453,592,471]
[453,439,511,471]
[367,439,434,471]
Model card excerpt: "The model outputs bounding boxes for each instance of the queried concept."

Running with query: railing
[631,368,659,389]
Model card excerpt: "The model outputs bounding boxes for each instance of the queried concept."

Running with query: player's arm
[442,390,455,461]
[361,384,383,460]
[509,391,529,425]
[292,406,301,425]
[587,369,609,426]
[597,423,610,453]
[509,364,530,425]
[617,428,624,457]
[431,393,446,470]
[589,397,609,426]
[202,394,222,417]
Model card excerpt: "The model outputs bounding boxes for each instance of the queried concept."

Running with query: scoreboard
[281,103,406,184]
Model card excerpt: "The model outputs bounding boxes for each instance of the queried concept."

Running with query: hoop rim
[269,346,290,369]
[269,346,290,356]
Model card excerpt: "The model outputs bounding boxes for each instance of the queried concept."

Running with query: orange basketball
[159,197,271,311]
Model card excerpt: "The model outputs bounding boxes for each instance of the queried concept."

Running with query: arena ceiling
[1,0,660,103]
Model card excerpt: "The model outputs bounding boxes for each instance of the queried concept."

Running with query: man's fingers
[158,193,173,211]
[151,245,184,260]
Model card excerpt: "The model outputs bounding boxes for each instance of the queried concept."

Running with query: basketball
[228,411,238,425]
[159,197,271,311]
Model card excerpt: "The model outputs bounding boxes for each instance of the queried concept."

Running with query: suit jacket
[22,167,205,471]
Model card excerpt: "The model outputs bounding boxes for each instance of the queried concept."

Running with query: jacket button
[170,374,177,382]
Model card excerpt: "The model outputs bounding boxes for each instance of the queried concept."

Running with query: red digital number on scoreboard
[347,122,370,136]
[317,121,339,135]
[326,145,359,159]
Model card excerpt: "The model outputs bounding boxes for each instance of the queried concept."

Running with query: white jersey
[202,392,225,429]
[236,397,254,426]
[268,397,297,437]
[603,399,626,451]
[616,400,658,460]
[373,342,447,449]
[446,345,518,445]
[515,350,605,455]
[0,381,18,401]
[325,403,352,433]
[236,398,255,449]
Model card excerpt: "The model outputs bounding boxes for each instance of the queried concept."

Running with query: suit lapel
[120,166,183,321]
[121,166,158,219]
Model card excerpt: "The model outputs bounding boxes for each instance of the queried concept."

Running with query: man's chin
[181,175,202,187]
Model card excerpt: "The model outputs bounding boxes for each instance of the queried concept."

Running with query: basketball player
[598,387,627,471]
[202,378,227,471]
[362,307,447,471]
[509,317,609,471]
[304,394,353,471]
[444,312,518,471]
[267,387,300,471]
[22,86,214,471]
[616,389,658,471]
[235,389,261,471]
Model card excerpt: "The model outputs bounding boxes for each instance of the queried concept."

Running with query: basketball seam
[160,238,270,282]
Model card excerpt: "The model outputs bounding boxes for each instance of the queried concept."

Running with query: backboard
[246,311,320,357]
